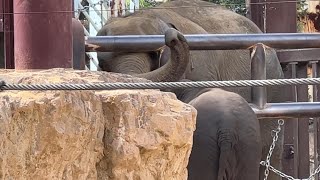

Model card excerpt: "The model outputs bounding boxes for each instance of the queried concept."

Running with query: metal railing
[84,32,320,118]
[74,0,140,71]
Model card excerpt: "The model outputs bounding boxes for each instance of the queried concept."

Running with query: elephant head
[96,16,189,82]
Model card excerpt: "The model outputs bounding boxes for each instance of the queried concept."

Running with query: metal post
[3,0,14,69]
[250,43,267,109]
[0,0,3,69]
[13,0,73,69]
[311,61,319,180]
[297,63,310,178]
[0,0,3,32]
[281,63,295,177]
[72,18,85,70]
[290,62,299,178]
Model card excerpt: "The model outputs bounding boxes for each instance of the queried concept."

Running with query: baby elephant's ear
[166,23,179,31]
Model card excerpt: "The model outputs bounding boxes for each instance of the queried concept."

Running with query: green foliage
[206,0,247,16]
[296,0,308,32]
[140,0,159,7]
[125,0,159,8]
[297,0,308,17]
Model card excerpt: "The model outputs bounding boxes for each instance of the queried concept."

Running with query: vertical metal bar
[311,61,319,180]
[0,1,3,69]
[290,62,299,178]
[3,0,14,69]
[317,61,320,180]
[0,32,4,69]
[250,43,267,109]
[72,18,86,70]
[13,0,73,69]
[297,63,310,178]
[0,0,3,32]
[282,63,295,178]
[245,0,252,20]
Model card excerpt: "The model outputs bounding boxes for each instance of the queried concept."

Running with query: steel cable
[1,78,320,91]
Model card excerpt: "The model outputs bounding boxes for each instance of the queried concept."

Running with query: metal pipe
[13,0,72,69]
[3,0,14,69]
[250,102,320,119]
[72,18,86,70]
[250,43,267,109]
[290,62,299,177]
[311,61,319,179]
[85,33,320,52]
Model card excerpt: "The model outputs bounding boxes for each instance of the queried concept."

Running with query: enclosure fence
[83,32,320,179]
[1,0,320,179]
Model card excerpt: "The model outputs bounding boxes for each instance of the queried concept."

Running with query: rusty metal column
[13,0,72,69]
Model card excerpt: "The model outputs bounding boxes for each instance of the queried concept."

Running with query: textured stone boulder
[0,68,196,180]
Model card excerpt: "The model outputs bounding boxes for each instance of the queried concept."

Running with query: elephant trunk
[111,53,156,75]
[135,28,190,82]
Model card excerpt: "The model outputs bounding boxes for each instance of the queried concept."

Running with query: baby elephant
[172,85,262,180]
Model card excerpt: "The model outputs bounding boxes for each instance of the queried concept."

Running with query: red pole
[13,0,72,70]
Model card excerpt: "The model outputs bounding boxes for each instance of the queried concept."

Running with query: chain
[308,164,320,180]
[261,119,285,180]
[260,119,320,180]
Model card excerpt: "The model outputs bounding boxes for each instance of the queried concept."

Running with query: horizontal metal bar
[85,33,320,52]
[250,102,320,119]
[277,48,320,63]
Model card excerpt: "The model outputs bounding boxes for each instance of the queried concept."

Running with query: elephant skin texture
[96,0,287,179]
[170,83,262,180]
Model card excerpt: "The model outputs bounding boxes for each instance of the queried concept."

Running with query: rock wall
[0,69,196,180]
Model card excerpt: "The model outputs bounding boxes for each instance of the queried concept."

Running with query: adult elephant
[96,0,286,179]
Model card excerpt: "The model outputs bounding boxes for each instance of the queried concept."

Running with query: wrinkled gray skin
[174,85,262,180]
[102,27,190,82]
[97,0,286,179]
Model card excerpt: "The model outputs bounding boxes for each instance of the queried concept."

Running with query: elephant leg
[187,130,219,180]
